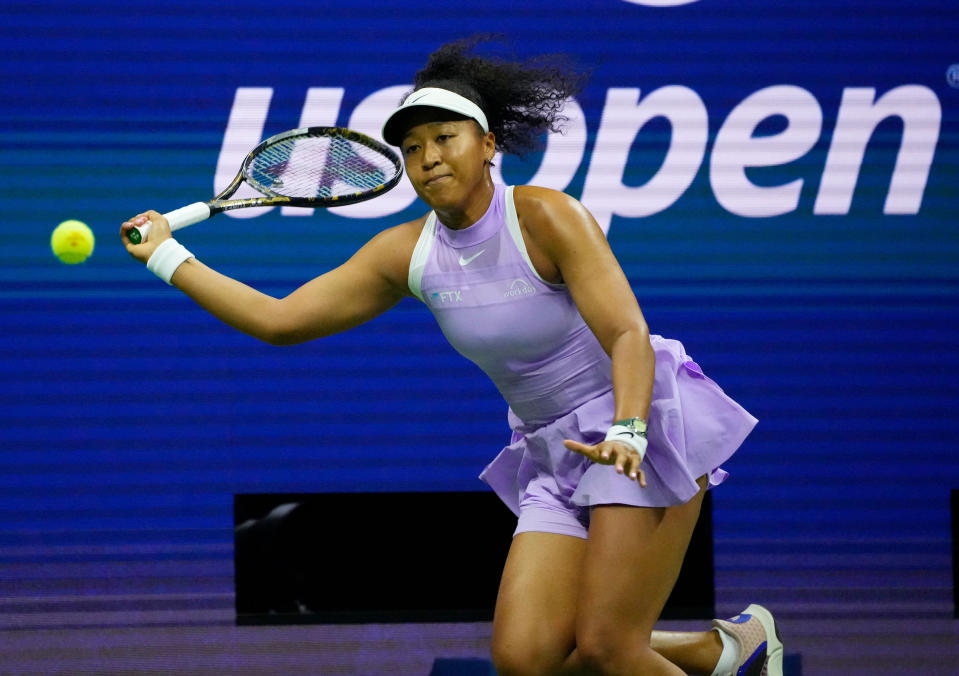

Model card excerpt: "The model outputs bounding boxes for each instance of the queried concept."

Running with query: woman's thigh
[491,477,708,674]
[490,531,587,674]
[577,476,709,645]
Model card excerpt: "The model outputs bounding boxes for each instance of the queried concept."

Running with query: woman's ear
[484,131,496,163]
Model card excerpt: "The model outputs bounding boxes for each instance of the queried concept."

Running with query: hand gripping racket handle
[127,202,212,244]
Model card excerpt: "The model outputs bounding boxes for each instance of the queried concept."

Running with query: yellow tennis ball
[51,220,95,264]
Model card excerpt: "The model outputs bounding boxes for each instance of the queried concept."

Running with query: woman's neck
[434,176,495,230]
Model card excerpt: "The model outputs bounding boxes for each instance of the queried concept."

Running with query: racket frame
[127,126,403,243]
[221,126,404,211]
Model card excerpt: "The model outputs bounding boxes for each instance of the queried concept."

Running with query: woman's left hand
[563,439,647,487]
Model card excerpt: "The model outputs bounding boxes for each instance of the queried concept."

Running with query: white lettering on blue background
[217,83,941,232]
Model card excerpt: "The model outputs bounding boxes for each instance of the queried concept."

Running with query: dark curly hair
[409,35,587,157]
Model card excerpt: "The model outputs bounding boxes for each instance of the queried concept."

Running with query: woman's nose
[421,142,441,167]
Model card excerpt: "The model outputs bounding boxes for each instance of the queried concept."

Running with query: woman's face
[400,115,495,214]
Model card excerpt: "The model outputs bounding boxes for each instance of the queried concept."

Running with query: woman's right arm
[121,210,417,346]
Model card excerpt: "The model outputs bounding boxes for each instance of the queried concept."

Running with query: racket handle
[127,202,212,244]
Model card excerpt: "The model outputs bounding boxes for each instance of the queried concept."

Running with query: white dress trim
[503,185,562,287]
[407,212,437,302]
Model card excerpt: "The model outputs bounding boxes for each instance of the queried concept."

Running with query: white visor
[381,87,490,146]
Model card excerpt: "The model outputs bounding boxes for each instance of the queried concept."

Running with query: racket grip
[127,202,212,245]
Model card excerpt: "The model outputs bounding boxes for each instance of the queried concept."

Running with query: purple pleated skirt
[479,335,757,533]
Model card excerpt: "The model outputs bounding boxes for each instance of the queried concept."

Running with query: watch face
[627,418,647,434]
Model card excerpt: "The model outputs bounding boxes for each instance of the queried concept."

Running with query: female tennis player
[122,37,782,676]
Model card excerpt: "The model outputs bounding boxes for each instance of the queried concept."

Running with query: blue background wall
[1,0,957,672]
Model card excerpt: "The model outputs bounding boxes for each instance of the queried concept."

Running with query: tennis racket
[126,126,403,244]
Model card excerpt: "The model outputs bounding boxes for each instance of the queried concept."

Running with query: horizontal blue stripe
[0,1,955,648]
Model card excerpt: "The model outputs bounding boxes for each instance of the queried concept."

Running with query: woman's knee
[490,633,567,676]
[575,618,655,674]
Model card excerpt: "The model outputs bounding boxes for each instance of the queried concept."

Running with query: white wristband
[146,238,194,285]
[604,425,648,463]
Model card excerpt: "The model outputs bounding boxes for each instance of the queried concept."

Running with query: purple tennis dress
[408,183,757,537]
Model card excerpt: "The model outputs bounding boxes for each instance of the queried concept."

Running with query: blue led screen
[1,0,957,669]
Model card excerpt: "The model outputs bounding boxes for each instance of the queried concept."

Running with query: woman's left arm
[516,186,654,483]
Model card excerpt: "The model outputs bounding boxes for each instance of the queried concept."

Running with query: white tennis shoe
[711,603,784,676]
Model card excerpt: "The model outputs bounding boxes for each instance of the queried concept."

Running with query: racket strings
[248,134,398,200]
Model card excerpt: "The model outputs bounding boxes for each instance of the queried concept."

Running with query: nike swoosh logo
[458,250,486,266]
[407,91,431,104]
